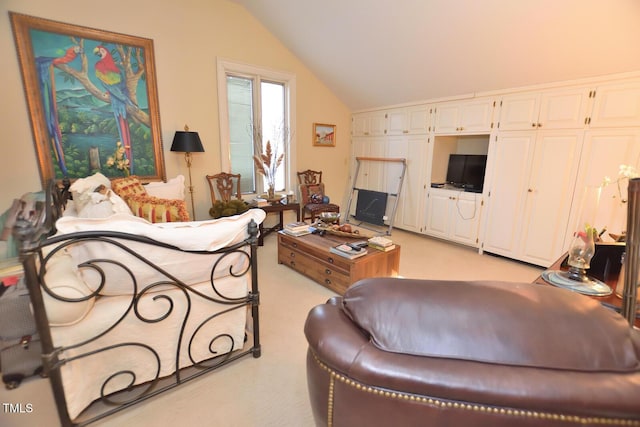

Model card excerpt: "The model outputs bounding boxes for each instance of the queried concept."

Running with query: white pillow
[76,190,132,218]
[53,209,266,296]
[69,173,111,213]
[41,253,95,326]
[144,175,185,200]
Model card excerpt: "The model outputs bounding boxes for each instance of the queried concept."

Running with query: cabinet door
[565,129,640,250]
[518,131,582,266]
[352,137,387,191]
[449,192,482,246]
[369,111,388,136]
[538,88,591,129]
[387,105,430,136]
[352,111,387,136]
[367,137,388,191]
[352,114,369,137]
[589,80,640,128]
[350,137,386,217]
[433,103,459,134]
[434,99,494,134]
[498,93,540,131]
[459,99,495,133]
[406,105,430,134]
[384,136,408,224]
[482,132,535,257]
[350,137,369,193]
[386,109,407,135]
[387,135,428,232]
[424,190,450,239]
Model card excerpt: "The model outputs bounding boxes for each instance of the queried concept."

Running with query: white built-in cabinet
[352,110,387,137]
[353,105,430,137]
[588,80,640,128]
[425,188,482,246]
[351,73,640,266]
[498,81,640,131]
[350,137,387,193]
[387,105,430,135]
[433,98,496,134]
[481,130,583,266]
[564,129,640,251]
[349,106,430,232]
[497,87,592,131]
[386,135,429,232]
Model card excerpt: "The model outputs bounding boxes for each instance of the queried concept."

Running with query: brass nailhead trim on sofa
[328,374,335,427]
[312,352,640,426]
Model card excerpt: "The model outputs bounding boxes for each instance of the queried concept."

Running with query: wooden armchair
[297,169,340,222]
[206,172,242,203]
[297,169,323,185]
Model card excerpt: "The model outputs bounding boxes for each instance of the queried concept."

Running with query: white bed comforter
[44,209,265,419]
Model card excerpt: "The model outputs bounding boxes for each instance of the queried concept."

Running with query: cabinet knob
[528,188,533,193]
[531,123,537,128]
[328,257,334,264]
[290,260,296,267]
[403,130,409,134]
[537,123,542,128]
[325,269,332,275]
[325,278,332,285]
[290,252,296,258]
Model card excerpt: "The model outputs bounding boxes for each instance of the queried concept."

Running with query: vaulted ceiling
[233,0,640,111]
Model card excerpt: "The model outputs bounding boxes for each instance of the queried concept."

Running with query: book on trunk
[368,243,396,252]
[284,221,309,233]
[329,244,368,259]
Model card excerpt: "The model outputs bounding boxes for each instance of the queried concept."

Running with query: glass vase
[566,185,601,278]
[565,226,596,280]
[541,185,611,296]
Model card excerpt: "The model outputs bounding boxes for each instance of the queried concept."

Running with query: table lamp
[170,125,205,220]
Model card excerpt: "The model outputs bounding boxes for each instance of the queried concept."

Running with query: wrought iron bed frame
[13,181,261,426]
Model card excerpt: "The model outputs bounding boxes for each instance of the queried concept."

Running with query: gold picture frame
[313,123,336,147]
[10,12,166,185]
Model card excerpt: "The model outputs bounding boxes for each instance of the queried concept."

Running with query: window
[217,59,296,195]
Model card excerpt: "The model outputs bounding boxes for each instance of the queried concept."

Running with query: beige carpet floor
[0,228,543,427]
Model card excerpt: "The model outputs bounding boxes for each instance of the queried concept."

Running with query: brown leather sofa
[304,278,640,427]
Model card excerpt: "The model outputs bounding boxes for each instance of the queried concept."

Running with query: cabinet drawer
[279,237,352,271]
[278,248,350,293]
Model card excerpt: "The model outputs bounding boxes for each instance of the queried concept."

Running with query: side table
[534,252,639,328]
[258,202,300,246]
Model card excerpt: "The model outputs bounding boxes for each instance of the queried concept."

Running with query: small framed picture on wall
[313,123,336,147]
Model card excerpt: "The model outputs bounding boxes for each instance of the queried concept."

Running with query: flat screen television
[445,154,487,193]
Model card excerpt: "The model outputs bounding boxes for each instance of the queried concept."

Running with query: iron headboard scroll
[13,180,260,427]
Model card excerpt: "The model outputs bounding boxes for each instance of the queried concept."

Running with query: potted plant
[252,124,289,200]
[253,139,283,200]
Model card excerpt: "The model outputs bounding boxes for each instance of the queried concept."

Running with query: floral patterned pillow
[111,176,147,200]
[125,194,190,223]
[300,183,325,204]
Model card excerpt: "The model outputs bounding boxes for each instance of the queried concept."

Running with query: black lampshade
[170,131,205,153]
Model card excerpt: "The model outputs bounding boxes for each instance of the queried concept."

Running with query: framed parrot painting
[10,12,166,185]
